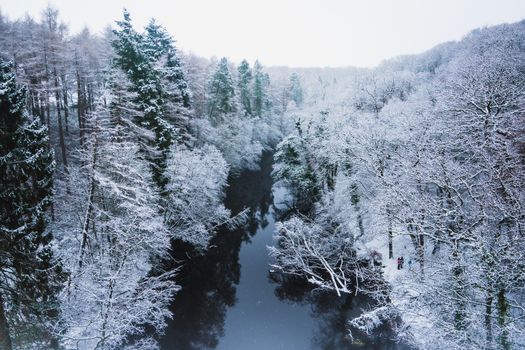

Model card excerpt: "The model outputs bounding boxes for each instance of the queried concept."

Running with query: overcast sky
[1,0,524,67]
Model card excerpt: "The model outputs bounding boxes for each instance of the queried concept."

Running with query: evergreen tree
[207,57,235,123]
[273,122,319,212]
[252,60,270,117]
[144,19,191,109]
[289,72,304,107]
[0,60,63,349]
[112,10,173,192]
[147,21,192,140]
[237,59,252,116]
[165,49,191,109]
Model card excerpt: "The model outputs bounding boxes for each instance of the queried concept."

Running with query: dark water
[159,152,407,350]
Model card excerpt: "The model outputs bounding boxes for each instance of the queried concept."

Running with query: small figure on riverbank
[370,250,382,266]
[397,256,405,270]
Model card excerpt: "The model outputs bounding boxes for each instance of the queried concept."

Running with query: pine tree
[0,60,63,349]
[237,59,252,116]
[207,57,235,123]
[112,10,173,192]
[144,19,191,108]
[165,49,191,109]
[252,60,270,117]
[144,19,192,141]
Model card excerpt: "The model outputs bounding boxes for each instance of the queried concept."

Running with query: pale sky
[0,0,524,67]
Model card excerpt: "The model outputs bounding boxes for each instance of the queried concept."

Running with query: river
[159,152,408,350]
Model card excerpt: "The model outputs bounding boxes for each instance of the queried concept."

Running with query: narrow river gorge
[1,5,522,349]
[159,152,407,350]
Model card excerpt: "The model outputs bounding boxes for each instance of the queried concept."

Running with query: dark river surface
[159,152,408,350]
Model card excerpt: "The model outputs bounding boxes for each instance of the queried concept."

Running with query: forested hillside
[0,4,524,350]
[270,20,525,350]
[0,6,296,349]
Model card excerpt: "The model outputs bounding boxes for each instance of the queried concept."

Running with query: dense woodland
[0,6,291,349]
[0,5,524,350]
[270,20,525,350]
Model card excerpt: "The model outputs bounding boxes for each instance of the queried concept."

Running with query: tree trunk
[497,287,510,350]
[87,84,94,112]
[62,74,69,134]
[0,294,12,350]
[45,88,51,132]
[388,220,393,259]
[409,223,425,275]
[44,53,52,133]
[54,69,68,171]
[99,278,116,350]
[75,56,85,147]
[485,292,493,347]
[78,117,98,269]
[452,242,466,331]
[39,95,46,125]
[417,234,424,273]
[29,90,39,123]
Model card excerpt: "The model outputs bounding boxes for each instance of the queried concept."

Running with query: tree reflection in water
[270,273,409,350]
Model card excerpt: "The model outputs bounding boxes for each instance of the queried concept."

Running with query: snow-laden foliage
[0,6,291,348]
[191,116,264,174]
[207,57,236,121]
[54,94,177,349]
[191,56,289,174]
[272,132,319,211]
[270,215,355,296]
[166,145,230,248]
[270,21,525,350]
[288,73,304,107]
[3,3,523,350]
[348,306,399,336]
[0,60,64,349]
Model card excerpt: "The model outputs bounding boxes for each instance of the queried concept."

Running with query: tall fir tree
[144,19,192,141]
[237,59,252,116]
[252,60,270,117]
[289,72,304,107]
[112,10,173,192]
[144,19,191,109]
[207,57,235,123]
[0,60,63,349]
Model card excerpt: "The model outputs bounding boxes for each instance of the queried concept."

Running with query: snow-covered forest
[0,7,291,349]
[269,21,525,350]
[0,4,524,350]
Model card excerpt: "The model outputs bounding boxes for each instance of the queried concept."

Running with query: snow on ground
[356,234,437,348]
